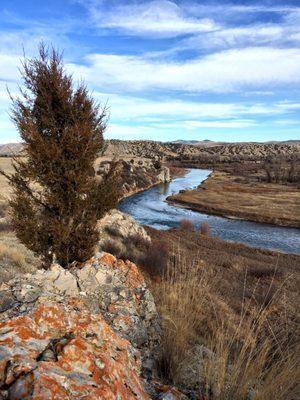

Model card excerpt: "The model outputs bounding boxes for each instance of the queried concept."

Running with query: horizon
[0,0,300,143]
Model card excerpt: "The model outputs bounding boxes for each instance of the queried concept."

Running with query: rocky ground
[0,250,182,399]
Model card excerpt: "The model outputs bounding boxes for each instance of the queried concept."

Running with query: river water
[118,169,300,255]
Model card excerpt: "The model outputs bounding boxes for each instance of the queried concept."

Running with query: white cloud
[93,92,300,121]
[0,54,21,82]
[86,0,217,38]
[68,47,300,93]
[184,119,257,129]
[182,8,300,52]
[80,1,300,52]
[274,119,300,126]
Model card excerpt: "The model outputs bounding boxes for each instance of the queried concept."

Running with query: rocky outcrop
[96,159,171,199]
[0,252,161,399]
[157,166,171,183]
[98,210,150,242]
[97,209,151,248]
[0,299,149,399]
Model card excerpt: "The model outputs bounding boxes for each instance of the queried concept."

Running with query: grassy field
[0,157,14,201]
[167,171,300,227]
[146,227,300,397]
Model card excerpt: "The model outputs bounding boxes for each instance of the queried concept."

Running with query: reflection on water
[119,169,300,255]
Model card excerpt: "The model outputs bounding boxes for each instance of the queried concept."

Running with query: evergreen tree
[1,44,119,267]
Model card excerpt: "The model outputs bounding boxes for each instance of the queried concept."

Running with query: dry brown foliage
[179,218,194,231]
[200,221,211,236]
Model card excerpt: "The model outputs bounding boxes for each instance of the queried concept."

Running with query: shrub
[105,225,121,238]
[101,240,122,258]
[138,239,169,276]
[153,159,162,170]
[248,266,283,279]
[0,243,26,269]
[0,219,13,233]
[0,44,119,267]
[0,202,9,219]
[123,233,149,251]
[179,219,194,231]
[200,221,211,236]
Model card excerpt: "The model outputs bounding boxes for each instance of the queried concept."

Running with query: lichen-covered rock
[0,298,150,399]
[0,251,161,398]
[74,252,161,376]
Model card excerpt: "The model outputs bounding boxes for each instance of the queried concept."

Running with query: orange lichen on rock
[0,300,150,399]
[99,252,145,288]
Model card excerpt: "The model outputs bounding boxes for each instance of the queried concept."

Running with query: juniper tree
[1,44,119,267]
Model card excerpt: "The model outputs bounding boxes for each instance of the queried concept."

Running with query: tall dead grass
[0,242,27,269]
[151,249,300,399]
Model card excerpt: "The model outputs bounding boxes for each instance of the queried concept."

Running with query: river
[118,169,300,255]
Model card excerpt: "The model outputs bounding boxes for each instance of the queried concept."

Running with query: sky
[0,0,300,143]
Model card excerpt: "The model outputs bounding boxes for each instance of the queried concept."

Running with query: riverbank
[166,171,300,228]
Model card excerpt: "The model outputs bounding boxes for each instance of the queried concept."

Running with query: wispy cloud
[0,0,299,142]
[68,47,300,93]
[81,0,300,49]
[83,0,218,38]
[93,92,300,121]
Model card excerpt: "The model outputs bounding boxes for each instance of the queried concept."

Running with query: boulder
[0,252,161,398]
[0,298,149,399]
[97,209,151,245]
[73,252,161,376]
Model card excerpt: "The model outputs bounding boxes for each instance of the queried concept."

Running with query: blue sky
[0,0,300,143]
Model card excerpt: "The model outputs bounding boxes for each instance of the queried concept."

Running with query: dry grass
[200,221,211,236]
[179,218,194,231]
[150,243,300,399]
[0,157,14,200]
[0,234,39,283]
[0,243,26,269]
[167,171,300,227]
[152,250,216,382]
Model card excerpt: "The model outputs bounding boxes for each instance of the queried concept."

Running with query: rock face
[97,210,152,265]
[97,209,151,247]
[157,166,171,183]
[0,299,149,399]
[104,139,300,161]
[96,158,171,199]
[0,252,161,399]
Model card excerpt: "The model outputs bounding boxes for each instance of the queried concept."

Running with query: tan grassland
[167,171,300,228]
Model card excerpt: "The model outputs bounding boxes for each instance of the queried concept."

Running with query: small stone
[0,291,15,313]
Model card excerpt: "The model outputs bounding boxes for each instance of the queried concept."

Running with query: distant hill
[0,143,24,157]
[172,140,202,145]
[1,140,299,160]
